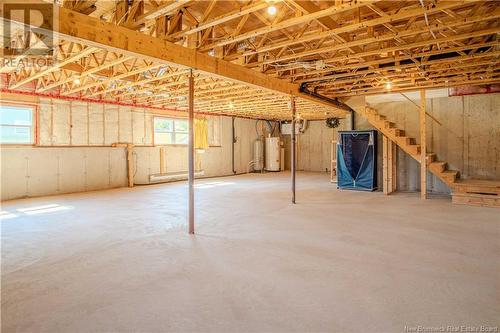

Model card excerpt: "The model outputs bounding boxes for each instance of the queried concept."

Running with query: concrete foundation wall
[296,119,350,172]
[1,95,261,200]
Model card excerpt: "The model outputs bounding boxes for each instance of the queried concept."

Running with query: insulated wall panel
[88,104,104,145]
[0,147,128,200]
[104,106,119,145]
[119,106,133,143]
[109,148,128,188]
[57,148,86,194]
[132,110,146,145]
[85,148,112,191]
[164,146,187,173]
[38,100,52,145]
[0,148,29,199]
[144,112,153,145]
[25,148,59,197]
[52,100,70,145]
[134,147,161,184]
[71,102,88,145]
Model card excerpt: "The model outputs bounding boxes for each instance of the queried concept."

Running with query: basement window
[0,105,33,144]
[154,117,188,145]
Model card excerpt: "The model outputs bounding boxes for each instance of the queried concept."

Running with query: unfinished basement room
[1,0,499,332]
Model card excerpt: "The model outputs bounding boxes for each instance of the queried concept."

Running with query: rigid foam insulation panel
[144,112,153,145]
[119,106,133,143]
[1,147,127,200]
[88,103,104,145]
[52,100,71,145]
[132,117,262,184]
[132,109,147,145]
[133,147,161,184]
[196,116,229,177]
[71,102,88,145]
[104,105,119,145]
[38,99,52,145]
[2,95,262,198]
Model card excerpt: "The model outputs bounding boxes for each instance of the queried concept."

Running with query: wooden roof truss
[1,0,498,120]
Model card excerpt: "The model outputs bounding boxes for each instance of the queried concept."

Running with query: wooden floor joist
[0,1,498,120]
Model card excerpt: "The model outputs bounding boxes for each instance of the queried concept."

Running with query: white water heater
[265,137,281,172]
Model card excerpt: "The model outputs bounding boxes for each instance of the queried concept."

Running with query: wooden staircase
[361,106,460,187]
[359,106,499,207]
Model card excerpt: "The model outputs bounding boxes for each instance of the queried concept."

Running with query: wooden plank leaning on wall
[382,135,397,195]
[420,89,427,200]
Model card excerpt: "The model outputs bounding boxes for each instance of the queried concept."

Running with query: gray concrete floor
[1,172,499,332]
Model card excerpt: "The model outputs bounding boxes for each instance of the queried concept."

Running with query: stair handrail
[399,93,442,126]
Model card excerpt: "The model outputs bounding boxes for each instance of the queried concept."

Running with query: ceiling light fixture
[385,82,392,90]
[267,4,277,15]
[74,78,81,85]
[229,101,234,109]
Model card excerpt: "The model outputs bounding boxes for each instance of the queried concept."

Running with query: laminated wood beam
[0,7,341,111]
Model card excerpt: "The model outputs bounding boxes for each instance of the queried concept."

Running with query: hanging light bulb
[385,82,392,90]
[267,4,277,15]
[74,78,81,85]
[229,101,234,109]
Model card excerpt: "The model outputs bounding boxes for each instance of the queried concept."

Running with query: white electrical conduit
[419,0,438,41]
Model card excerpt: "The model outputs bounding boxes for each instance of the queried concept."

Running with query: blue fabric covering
[336,130,377,191]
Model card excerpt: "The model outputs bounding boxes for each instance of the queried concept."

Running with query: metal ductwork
[300,82,355,130]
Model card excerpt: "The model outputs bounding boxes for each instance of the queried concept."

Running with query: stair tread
[453,179,500,187]
[452,179,500,195]
[453,192,498,197]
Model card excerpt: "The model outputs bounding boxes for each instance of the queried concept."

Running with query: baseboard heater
[149,170,205,183]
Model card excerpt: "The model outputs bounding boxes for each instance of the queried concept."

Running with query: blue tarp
[337,130,377,191]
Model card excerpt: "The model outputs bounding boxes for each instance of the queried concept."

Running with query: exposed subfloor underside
[2,172,499,332]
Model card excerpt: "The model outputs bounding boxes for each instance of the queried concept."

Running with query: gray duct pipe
[299,82,355,130]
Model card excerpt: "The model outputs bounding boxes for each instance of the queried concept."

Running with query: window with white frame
[0,105,34,144]
[154,117,188,145]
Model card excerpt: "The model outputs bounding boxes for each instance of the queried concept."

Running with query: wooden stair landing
[452,180,500,208]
